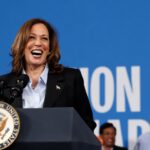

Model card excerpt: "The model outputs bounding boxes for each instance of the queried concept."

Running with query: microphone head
[0,80,5,88]
[0,80,5,97]
[16,74,29,88]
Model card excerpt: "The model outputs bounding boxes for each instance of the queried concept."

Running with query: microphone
[9,74,29,100]
[0,74,29,104]
[0,80,6,97]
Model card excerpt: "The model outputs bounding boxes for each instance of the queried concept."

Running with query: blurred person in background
[98,122,127,150]
[134,131,150,150]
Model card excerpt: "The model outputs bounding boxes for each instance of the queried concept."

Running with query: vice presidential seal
[0,101,20,149]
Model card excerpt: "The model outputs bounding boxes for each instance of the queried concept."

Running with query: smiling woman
[11,18,62,75]
[24,23,50,87]
[0,18,96,131]
[26,23,50,62]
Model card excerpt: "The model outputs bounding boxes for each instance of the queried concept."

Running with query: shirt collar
[22,64,49,85]
[40,64,48,85]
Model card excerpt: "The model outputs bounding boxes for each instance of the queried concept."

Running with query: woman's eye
[28,36,35,41]
[42,37,48,41]
[29,36,35,39]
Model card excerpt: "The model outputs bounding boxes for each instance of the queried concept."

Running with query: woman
[0,18,96,131]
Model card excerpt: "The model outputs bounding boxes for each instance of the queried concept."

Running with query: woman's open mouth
[31,49,43,58]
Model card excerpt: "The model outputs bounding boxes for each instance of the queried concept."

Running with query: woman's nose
[34,38,42,46]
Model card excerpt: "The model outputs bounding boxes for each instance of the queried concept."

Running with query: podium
[7,107,101,150]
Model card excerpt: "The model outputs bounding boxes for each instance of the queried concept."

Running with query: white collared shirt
[22,65,48,108]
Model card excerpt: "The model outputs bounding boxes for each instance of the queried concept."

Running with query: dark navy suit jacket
[0,67,96,131]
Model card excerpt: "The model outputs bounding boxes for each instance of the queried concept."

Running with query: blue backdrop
[0,0,150,149]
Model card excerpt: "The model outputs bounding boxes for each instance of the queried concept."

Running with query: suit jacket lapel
[43,71,65,107]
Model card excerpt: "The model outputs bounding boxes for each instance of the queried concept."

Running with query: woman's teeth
[31,50,42,57]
